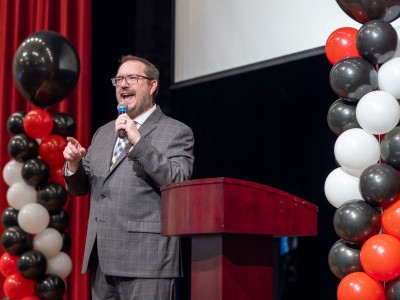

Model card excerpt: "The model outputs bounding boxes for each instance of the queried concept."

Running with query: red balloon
[3,272,35,299]
[337,272,384,300]
[39,134,67,166]
[361,233,400,281]
[23,108,54,139]
[21,297,41,300]
[0,253,18,277]
[382,200,400,239]
[49,164,65,187]
[325,27,361,65]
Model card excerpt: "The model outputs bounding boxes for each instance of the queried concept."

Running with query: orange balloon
[382,200,400,240]
[325,27,361,65]
[337,272,384,300]
[361,233,400,281]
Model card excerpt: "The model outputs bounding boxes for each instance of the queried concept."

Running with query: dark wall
[93,1,340,299]
[171,55,340,299]
[92,0,173,133]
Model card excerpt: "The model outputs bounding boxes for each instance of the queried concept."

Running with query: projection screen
[174,0,400,86]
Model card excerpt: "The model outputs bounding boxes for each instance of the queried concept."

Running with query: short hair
[119,55,159,98]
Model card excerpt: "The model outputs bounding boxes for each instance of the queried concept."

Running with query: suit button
[95,217,98,222]
[100,194,105,199]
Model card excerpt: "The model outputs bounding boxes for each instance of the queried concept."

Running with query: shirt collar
[134,104,156,127]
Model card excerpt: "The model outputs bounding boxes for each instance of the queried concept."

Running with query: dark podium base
[191,234,273,300]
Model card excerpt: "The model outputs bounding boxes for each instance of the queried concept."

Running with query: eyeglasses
[111,74,153,86]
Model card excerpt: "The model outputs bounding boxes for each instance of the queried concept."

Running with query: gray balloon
[356,20,398,64]
[381,126,400,170]
[386,277,400,300]
[328,239,363,279]
[333,200,381,244]
[336,0,400,24]
[359,163,400,207]
[327,99,361,136]
[329,57,378,102]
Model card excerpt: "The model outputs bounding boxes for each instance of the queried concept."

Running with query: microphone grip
[118,129,126,139]
[117,103,128,139]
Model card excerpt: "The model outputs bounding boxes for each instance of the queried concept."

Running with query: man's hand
[63,137,87,173]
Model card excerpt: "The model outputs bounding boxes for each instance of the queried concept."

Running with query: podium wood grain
[161,177,318,300]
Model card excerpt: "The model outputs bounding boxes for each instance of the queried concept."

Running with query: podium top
[161,177,318,237]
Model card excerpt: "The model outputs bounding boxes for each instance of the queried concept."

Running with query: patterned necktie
[110,121,139,168]
[111,137,128,166]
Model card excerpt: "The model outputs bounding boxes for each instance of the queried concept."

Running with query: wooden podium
[160,178,318,300]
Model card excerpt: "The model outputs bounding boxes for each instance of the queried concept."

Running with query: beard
[126,95,153,118]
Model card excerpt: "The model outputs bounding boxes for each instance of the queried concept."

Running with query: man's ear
[150,80,158,96]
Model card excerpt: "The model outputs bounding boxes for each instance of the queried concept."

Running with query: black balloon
[51,112,76,138]
[359,163,400,207]
[61,232,72,253]
[329,57,378,102]
[37,182,67,212]
[1,207,19,228]
[36,273,66,300]
[381,126,400,170]
[6,111,26,136]
[8,134,39,162]
[336,0,400,24]
[21,158,50,187]
[12,30,80,108]
[17,250,47,279]
[333,200,381,244]
[328,239,363,279]
[387,277,400,300]
[356,20,398,64]
[49,209,70,232]
[327,99,361,136]
[1,226,33,256]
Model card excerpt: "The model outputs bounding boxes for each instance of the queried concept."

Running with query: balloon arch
[1,31,79,299]
[324,0,400,299]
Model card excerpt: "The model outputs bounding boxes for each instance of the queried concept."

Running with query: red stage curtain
[0,0,91,299]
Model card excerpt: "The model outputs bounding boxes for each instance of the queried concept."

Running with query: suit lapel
[138,105,162,138]
[107,106,163,175]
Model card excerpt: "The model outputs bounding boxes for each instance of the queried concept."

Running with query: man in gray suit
[63,55,195,299]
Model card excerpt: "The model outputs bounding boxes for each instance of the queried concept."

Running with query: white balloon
[2,160,23,186]
[378,57,400,99]
[324,167,363,208]
[18,203,50,234]
[334,128,380,177]
[356,90,400,135]
[33,228,63,258]
[46,251,72,279]
[6,181,37,210]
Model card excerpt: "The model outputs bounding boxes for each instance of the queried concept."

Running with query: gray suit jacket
[64,106,194,278]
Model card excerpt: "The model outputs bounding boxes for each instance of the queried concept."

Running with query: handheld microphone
[117,102,128,138]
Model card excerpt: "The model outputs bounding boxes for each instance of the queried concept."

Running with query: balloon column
[324,1,400,299]
[1,30,79,299]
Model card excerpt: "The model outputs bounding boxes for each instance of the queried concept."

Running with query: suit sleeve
[128,123,194,188]
[63,161,91,196]
[62,127,102,196]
